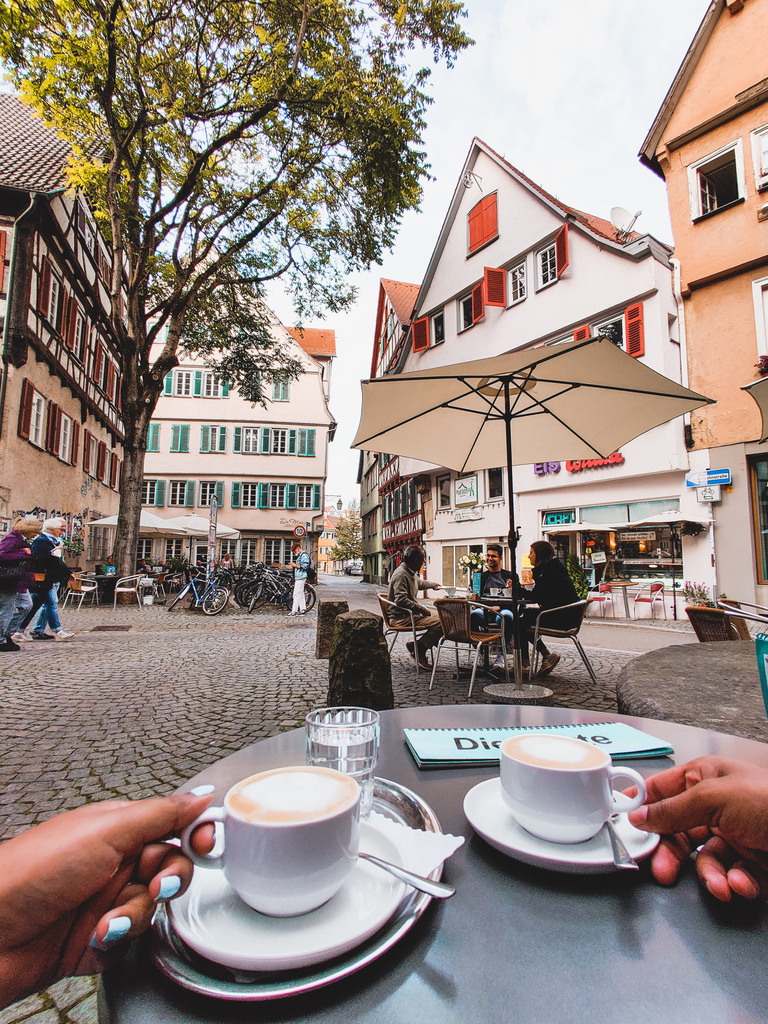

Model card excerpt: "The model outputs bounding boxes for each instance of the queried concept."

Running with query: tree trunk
[113,367,157,579]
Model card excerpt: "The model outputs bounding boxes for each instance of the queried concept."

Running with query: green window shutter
[259,427,271,454]
[217,426,227,452]
[170,424,180,452]
[222,382,230,397]
[286,483,297,509]
[147,423,160,452]
[313,484,321,509]
[163,373,172,395]
[185,480,195,506]
[215,481,224,506]
[194,371,202,396]
[288,428,297,455]
[180,424,190,452]
[200,425,210,453]
[306,429,316,457]
[258,482,269,508]
[231,482,241,508]
[233,426,241,452]
[154,480,165,507]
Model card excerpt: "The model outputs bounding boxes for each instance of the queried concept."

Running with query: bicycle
[247,567,316,614]
[167,569,230,615]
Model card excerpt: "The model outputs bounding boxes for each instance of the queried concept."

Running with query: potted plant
[457,552,486,592]
[682,580,710,606]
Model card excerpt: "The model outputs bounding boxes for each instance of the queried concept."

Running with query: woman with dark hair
[523,540,580,676]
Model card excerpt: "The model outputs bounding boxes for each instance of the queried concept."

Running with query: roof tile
[0,94,71,193]
[287,327,337,357]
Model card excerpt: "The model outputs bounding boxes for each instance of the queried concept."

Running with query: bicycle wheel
[234,580,259,607]
[202,585,230,616]
[167,583,191,610]
[248,586,271,613]
[303,584,317,611]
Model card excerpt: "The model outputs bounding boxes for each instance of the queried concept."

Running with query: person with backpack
[288,541,311,616]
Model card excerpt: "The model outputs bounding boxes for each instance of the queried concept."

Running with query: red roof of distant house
[381,279,420,327]
[288,327,337,358]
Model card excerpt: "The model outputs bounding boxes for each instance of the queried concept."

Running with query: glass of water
[305,706,380,818]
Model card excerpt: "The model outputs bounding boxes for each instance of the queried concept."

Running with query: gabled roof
[639,1,724,177]
[287,327,336,357]
[0,94,71,193]
[413,137,647,320]
[381,279,419,327]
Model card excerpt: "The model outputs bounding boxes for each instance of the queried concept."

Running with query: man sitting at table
[470,544,519,674]
[387,545,442,671]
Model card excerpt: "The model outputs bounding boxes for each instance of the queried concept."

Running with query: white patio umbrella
[158,514,240,539]
[742,377,768,443]
[352,335,713,593]
[88,510,188,536]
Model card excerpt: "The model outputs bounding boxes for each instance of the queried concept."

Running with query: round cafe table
[102,705,768,1024]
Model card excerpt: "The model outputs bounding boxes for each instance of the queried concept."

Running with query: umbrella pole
[481,381,552,702]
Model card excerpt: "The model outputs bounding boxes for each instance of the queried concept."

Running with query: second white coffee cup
[180,765,360,916]
[499,733,647,844]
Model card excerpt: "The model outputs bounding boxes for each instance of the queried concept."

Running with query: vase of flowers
[682,580,710,606]
[458,552,486,592]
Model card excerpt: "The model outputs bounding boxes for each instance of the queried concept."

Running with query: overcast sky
[268,0,709,507]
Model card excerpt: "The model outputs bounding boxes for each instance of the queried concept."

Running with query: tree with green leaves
[0,0,471,574]
[334,503,362,565]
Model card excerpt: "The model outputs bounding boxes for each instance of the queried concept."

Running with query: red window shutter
[625,302,645,358]
[66,300,77,349]
[18,379,33,438]
[106,362,116,401]
[98,441,108,481]
[109,451,118,489]
[70,420,80,466]
[82,429,91,471]
[93,343,104,383]
[52,404,62,454]
[471,280,485,323]
[412,316,429,352]
[38,256,51,313]
[0,230,6,292]
[115,373,122,411]
[484,267,506,307]
[481,194,498,246]
[555,225,569,278]
[573,324,590,341]
[468,203,484,253]
[46,402,59,452]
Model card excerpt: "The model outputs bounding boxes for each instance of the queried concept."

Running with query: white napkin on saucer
[367,811,464,876]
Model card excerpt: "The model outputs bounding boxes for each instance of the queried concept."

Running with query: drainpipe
[0,191,39,443]
[672,256,717,597]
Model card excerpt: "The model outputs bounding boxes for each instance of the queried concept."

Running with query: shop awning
[543,511,713,535]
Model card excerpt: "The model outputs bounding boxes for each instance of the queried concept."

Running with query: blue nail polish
[190,784,215,796]
[89,915,131,950]
[156,875,181,900]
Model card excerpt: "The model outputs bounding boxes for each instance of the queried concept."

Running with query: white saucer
[169,821,406,971]
[463,778,659,875]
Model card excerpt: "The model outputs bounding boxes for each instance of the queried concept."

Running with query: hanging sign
[686,468,731,487]
[696,485,721,503]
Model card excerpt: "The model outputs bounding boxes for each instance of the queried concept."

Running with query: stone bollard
[327,609,394,711]
[315,598,350,659]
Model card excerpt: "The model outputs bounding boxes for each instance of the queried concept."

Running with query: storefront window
[751,457,768,584]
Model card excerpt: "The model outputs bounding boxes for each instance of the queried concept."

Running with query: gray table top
[102,705,768,1024]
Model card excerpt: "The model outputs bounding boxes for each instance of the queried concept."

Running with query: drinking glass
[306,707,380,817]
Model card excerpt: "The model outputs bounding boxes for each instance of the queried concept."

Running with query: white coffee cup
[502,588,513,597]
[499,734,647,844]
[444,586,456,597]
[180,766,360,916]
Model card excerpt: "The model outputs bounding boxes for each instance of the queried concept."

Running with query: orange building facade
[641,0,768,600]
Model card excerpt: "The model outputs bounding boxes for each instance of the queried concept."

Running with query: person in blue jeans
[288,541,310,615]
[470,544,518,672]
[18,518,74,642]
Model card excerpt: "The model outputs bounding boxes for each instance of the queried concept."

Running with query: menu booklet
[404,722,673,769]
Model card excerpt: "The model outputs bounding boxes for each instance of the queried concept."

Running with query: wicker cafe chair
[685,606,740,642]
[62,574,99,610]
[716,599,759,641]
[528,600,596,683]
[430,598,509,698]
[377,594,431,676]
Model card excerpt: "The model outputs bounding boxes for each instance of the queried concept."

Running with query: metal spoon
[604,818,639,870]
[359,852,455,898]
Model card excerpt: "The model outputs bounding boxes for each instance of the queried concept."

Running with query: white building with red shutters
[393,137,710,602]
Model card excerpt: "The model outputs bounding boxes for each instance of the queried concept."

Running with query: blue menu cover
[404,722,674,769]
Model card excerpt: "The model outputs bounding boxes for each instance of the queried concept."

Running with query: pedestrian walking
[0,516,41,651]
[288,541,310,615]
[17,518,74,642]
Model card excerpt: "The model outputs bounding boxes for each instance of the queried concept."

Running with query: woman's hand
[0,791,215,1008]
[629,756,768,901]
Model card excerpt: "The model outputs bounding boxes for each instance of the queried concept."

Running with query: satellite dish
[610,207,642,236]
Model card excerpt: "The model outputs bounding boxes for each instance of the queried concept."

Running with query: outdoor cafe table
[102,705,768,1024]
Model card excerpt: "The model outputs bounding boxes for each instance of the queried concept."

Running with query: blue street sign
[685,468,731,487]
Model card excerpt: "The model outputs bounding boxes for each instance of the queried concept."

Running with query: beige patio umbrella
[742,377,768,442]
[88,510,188,536]
[352,335,713,587]
[158,514,240,538]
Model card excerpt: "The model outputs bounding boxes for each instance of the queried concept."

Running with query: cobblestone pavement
[0,576,702,1024]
